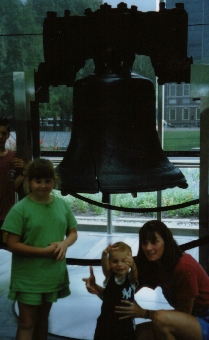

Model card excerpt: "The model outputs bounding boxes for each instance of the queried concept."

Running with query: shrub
[52,168,199,219]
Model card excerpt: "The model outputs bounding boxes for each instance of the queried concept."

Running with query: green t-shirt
[2,196,77,293]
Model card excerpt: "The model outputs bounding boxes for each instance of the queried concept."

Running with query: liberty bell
[39,3,191,197]
[57,67,188,196]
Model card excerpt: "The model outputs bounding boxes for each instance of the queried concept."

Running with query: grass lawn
[164,130,200,151]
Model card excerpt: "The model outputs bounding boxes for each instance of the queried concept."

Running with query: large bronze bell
[57,72,188,195]
[37,3,191,198]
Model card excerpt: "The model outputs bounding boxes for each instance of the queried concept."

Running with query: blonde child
[84,242,138,340]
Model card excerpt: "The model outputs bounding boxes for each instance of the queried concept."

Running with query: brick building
[164,0,209,128]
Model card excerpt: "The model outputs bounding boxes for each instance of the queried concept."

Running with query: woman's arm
[115,300,173,320]
[115,297,195,320]
[7,233,58,258]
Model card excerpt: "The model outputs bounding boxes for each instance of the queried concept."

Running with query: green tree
[0,0,156,129]
[39,86,73,131]
[0,0,102,123]
[34,0,102,128]
[0,0,24,117]
[0,0,43,119]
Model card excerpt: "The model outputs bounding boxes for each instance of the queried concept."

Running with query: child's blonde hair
[109,242,132,259]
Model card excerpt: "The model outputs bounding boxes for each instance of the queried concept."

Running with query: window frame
[182,107,190,120]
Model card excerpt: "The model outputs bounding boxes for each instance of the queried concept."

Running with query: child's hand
[124,252,134,268]
[82,266,98,294]
[103,243,119,256]
[102,244,119,278]
[51,241,68,261]
[103,244,112,255]
[45,243,58,258]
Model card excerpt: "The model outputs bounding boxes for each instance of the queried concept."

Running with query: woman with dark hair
[135,220,184,294]
[83,220,209,340]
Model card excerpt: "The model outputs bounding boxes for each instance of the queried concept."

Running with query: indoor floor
[0,231,198,340]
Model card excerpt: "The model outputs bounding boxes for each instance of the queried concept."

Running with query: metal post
[157,84,165,221]
[191,64,209,272]
[199,98,209,273]
[31,101,40,158]
[107,194,113,234]
[13,71,35,162]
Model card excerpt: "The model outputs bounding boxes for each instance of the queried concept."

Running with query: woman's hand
[82,266,99,295]
[115,300,147,319]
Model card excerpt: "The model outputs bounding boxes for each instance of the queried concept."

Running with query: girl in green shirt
[2,158,77,340]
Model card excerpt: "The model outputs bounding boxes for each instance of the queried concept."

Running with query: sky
[103,0,158,11]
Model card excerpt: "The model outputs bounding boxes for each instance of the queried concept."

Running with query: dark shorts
[197,317,209,340]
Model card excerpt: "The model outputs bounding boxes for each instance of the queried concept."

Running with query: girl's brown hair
[24,158,59,193]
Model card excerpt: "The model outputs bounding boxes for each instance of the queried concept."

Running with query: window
[169,84,176,96]
[169,108,176,120]
[182,99,190,104]
[196,108,200,120]
[169,99,177,104]
[183,84,190,96]
[182,108,190,120]
[2,0,202,236]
